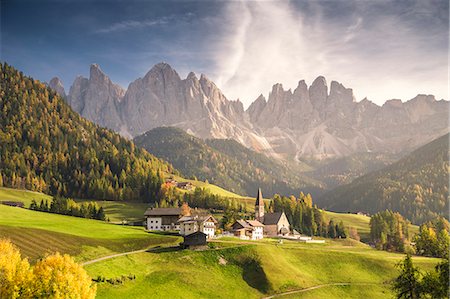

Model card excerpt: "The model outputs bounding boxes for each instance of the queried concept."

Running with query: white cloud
[210,0,448,107]
[95,19,169,34]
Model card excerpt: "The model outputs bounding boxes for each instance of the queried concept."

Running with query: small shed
[181,231,207,249]
[1,201,25,208]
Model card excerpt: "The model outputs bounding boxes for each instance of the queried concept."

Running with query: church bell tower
[255,188,264,223]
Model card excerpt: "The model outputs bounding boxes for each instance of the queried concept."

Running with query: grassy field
[85,238,439,299]
[0,186,52,207]
[170,175,252,199]
[0,187,419,240]
[0,205,181,262]
[0,189,439,299]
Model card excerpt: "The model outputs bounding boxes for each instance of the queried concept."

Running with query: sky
[1,0,448,107]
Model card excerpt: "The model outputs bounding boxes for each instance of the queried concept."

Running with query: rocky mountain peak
[89,63,106,81]
[63,63,449,161]
[49,77,66,97]
[186,71,198,81]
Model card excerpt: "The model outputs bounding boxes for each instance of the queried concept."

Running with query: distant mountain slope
[318,134,449,223]
[0,63,174,202]
[308,152,399,189]
[134,127,324,197]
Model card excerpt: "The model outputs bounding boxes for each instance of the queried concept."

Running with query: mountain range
[50,63,449,162]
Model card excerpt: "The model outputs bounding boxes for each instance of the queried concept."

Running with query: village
[144,188,324,248]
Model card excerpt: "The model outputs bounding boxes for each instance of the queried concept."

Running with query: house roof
[235,219,251,228]
[144,207,181,216]
[184,231,207,238]
[178,214,218,224]
[263,212,284,225]
[246,220,264,227]
[232,219,264,230]
[255,188,264,207]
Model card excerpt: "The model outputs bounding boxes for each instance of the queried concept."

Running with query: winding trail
[81,249,148,266]
[261,282,382,299]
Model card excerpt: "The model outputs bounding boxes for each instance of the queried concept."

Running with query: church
[255,188,291,237]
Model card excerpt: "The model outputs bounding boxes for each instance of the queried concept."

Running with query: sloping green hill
[0,63,174,202]
[134,127,324,197]
[85,239,438,299]
[0,205,180,262]
[318,134,449,224]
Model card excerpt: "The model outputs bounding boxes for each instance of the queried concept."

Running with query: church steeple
[255,188,264,223]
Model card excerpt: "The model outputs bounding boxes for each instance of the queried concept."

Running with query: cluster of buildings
[144,188,292,245]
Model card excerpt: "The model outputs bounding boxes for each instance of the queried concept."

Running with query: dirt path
[261,282,382,299]
[81,249,148,266]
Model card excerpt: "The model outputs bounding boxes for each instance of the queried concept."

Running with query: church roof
[263,212,284,225]
[255,188,264,207]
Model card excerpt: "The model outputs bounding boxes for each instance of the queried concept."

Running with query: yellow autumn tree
[0,239,96,299]
[0,239,33,299]
[31,253,96,299]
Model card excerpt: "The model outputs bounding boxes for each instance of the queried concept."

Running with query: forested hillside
[134,127,324,197]
[309,152,397,189]
[319,134,449,223]
[0,63,175,202]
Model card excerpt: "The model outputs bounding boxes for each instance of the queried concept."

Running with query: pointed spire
[255,188,264,207]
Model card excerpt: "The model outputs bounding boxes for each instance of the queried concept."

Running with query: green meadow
[0,205,180,262]
[84,239,439,299]
[0,187,433,299]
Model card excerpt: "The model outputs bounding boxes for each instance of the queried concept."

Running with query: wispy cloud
[210,0,448,107]
[95,19,169,34]
[95,13,195,34]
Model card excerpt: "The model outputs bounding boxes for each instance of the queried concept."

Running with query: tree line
[393,254,448,299]
[370,210,449,257]
[30,197,106,220]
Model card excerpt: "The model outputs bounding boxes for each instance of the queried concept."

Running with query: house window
[151,220,153,223]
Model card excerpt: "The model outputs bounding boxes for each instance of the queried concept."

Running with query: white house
[178,214,218,238]
[144,207,182,231]
[231,219,264,240]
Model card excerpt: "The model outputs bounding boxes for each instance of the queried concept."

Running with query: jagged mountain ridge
[53,62,449,161]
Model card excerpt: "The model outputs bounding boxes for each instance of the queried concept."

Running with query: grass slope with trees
[134,127,323,197]
[318,133,449,224]
[0,204,440,299]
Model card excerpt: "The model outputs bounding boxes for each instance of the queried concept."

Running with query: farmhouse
[180,231,207,249]
[231,219,264,240]
[255,188,291,237]
[144,207,181,231]
[177,182,194,190]
[178,214,217,238]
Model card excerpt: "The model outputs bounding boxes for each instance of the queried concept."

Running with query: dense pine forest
[320,133,449,224]
[0,63,174,202]
[134,127,323,197]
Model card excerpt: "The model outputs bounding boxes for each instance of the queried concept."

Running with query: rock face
[248,79,448,160]
[68,64,125,133]
[64,63,449,161]
[48,77,66,98]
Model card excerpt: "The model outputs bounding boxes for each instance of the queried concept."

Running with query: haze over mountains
[50,62,449,162]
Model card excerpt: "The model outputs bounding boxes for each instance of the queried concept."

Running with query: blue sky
[2,0,448,107]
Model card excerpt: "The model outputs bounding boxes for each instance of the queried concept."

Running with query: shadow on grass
[240,257,272,294]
